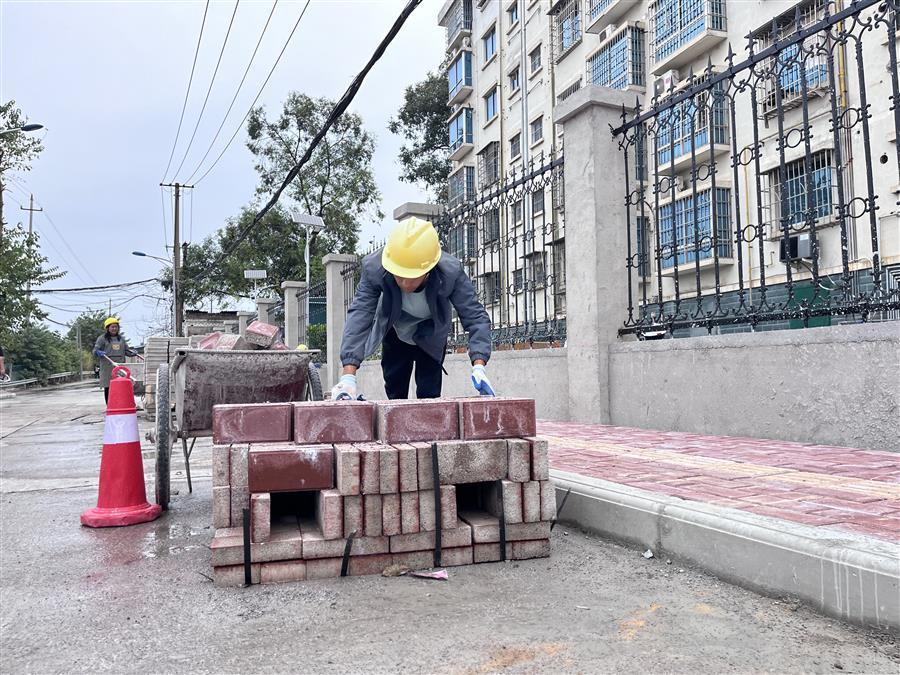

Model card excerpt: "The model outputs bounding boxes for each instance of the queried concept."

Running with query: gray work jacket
[340,250,491,367]
[94,334,132,387]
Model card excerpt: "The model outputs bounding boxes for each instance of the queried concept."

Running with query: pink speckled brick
[306,557,342,580]
[348,553,395,576]
[528,437,550,480]
[458,397,536,440]
[260,560,306,584]
[293,400,375,444]
[245,320,279,348]
[522,481,541,523]
[230,486,249,527]
[213,403,292,444]
[316,489,343,540]
[486,480,523,525]
[379,446,399,494]
[212,486,230,528]
[356,443,381,495]
[540,480,557,521]
[213,563,260,587]
[415,442,434,489]
[376,400,460,443]
[511,539,550,560]
[335,445,360,495]
[401,491,420,534]
[382,493,402,536]
[299,518,388,559]
[210,525,302,567]
[507,439,531,482]
[397,444,418,492]
[441,486,458,531]
[250,493,271,542]
[442,546,474,567]
[212,445,231,487]
[435,440,508,485]
[363,494,383,537]
[343,494,363,537]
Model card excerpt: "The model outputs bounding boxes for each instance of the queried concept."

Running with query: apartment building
[438,0,900,338]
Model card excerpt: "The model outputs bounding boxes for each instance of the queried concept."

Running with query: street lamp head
[291,210,325,233]
[132,251,148,257]
[21,123,44,132]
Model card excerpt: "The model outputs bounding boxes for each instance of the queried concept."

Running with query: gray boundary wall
[609,323,900,451]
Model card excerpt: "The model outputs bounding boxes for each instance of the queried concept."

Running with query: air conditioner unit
[605,24,617,40]
[677,176,689,191]
[462,36,472,49]
[779,234,813,263]
[654,69,681,96]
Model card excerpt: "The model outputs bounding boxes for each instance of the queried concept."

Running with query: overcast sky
[1,0,446,341]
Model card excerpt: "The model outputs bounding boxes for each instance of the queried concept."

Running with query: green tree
[0,225,64,334]
[0,100,44,231]
[65,309,108,369]
[2,324,78,382]
[247,93,382,254]
[388,72,451,201]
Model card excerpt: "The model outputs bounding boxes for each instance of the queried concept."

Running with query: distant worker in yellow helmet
[93,317,137,403]
[332,217,494,401]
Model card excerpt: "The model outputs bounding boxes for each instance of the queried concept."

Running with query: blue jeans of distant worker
[381,328,442,399]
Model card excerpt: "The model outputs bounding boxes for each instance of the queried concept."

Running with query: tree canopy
[388,72,451,201]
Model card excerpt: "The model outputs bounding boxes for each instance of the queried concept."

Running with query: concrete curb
[551,469,900,630]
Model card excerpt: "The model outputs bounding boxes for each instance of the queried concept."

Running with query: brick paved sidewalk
[539,421,900,544]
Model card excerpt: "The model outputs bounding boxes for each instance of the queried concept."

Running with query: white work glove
[331,373,359,401]
[471,364,495,396]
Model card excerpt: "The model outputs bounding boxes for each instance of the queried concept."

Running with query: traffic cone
[81,365,162,527]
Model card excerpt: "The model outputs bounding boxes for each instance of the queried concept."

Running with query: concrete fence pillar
[237,311,254,336]
[256,298,276,325]
[323,253,359,389]
[281,280,306,349]
[555,86,632,424]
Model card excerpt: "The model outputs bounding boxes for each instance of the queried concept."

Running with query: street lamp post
[132,251,175,335]
[291,211,325,327]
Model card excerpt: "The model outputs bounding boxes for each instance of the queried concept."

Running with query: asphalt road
[1,384,897,673]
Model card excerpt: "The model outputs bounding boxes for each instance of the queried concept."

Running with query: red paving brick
[539,420,900,543]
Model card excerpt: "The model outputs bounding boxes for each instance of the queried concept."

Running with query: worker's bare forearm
[472,359,485,366]
[342,365,358,376]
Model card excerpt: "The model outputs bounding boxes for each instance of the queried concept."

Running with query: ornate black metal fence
[612,0,900,338]
[432,151,567,348]
[297,279,327,362]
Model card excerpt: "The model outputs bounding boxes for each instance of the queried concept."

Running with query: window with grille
[532,189,545,215]
[510,133,522,159]
[509,67,521,92]
[529,252,546,287]
[448,166,476,209]
[508,2,518,25]
[477,141,500,189]
[650,0,726,65]
[448,51,473,99]
[586,26,645,89]
[445,0,473,46]
[482,271,502,303]
[553,242,566,293]
[752,0,830,117]
[484,86,498,121]
[557,78,582,104]
[765,150,835,233]
[554,0,582,61]
[483,208,501,242]
[589,0,614,22]
[635,216,651,278]
[657,187,733,269]
[512,199,524,225]
[530,117,543,144]
[656,77,729,166]
[449,109,473,152]
[513,268,525,292]
[484,25,497,61]
[448,220,478,260]
[529,45,542,73]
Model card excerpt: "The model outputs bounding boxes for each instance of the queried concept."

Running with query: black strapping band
[431,442,442,568]
[340,530,357,577]
[497,480,507,562]
[550,488,572,531]
[242,507,252,586]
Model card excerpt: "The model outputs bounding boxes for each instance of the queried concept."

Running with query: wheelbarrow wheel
[154,365,171,510]
[306,362,324,401]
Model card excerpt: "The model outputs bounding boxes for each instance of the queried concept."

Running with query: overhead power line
[161,0,211,182]
[39,207,100,285]
[184,0,279,185]
[32,278,158,293]
[171,0,241,181]
[192,0,424,282]
[192,0,311,185]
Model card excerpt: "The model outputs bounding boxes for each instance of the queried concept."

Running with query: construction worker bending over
[93,317,137,403]
[332,218,494,400]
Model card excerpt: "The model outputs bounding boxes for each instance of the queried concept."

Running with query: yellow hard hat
[104,317,120,329]
[382,217,442,279]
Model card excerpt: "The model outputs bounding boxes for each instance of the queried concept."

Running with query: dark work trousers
[381,328,443,399]
[103,387,109,404]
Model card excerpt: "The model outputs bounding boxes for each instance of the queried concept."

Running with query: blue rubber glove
[94,349,106,357]
[471,364,495,396]
[331,373,358,401]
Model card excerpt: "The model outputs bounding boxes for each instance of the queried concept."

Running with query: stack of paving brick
[209,397,555,586]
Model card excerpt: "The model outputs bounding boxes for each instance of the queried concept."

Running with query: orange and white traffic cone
[81,365,162,527]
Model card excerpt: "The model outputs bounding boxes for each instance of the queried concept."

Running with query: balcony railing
[444,0,473,50]
[586,24,645,89]
[649,0,726,72]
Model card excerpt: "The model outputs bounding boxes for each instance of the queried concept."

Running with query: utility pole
[159,182,193,337]
[20,194,43,293]
[76,323,83,380]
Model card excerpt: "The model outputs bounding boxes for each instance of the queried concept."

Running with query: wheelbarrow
[153,348,323,510]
